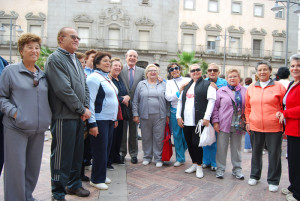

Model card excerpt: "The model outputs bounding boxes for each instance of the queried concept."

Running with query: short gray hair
[255,60,272,72]
[125,49,138,58]
[144,64,159,79]
[289,54,300,62]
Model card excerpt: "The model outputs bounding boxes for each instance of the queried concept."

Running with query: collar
[18,61,44,78]
[127,65,135,70]
[57,48,73,56]
[254,79,275,87]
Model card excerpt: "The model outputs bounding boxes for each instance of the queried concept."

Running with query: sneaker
[107,165,114,171]
[211,166,217,171]
[248,178,258,186]
[51,197,66,201]
[156,162,163,167]
[286,194,297,201]
[65,186,90,197]
[142,160,150,166]
[196,165,204,178]
[174,161,183,167]
[269,184,279,192]
[202,164,209,168]
[282,188,292,195]
[216,173,224,179]
[131,157,138,164]
[105,177,111,184]
[232,172,244,180]
[244,149,252,153]
[185,164,197,173]
[90,181,108,190]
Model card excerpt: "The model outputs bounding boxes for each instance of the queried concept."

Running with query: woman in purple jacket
[212,68,247,179]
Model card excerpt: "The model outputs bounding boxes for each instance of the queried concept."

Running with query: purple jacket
[212,84,247,133]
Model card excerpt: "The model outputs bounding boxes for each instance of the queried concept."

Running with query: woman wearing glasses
[176,64,216,178]
[165,63,190,167]
[0,33,52,201]
[132,64,168,167]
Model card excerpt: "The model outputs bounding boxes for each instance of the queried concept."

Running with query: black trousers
[183,126,203,165]
[108,120,124,165]
[287,135,300,200]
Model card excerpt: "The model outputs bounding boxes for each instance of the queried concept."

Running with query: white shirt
[260,80,271,88]
[165,77,191,108]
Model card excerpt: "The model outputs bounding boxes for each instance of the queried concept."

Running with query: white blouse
[165,77,191,108]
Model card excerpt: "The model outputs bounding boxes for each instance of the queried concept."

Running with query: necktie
[129,68,134,89]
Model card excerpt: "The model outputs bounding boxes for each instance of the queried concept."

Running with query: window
[208,0,218,12]
[77,27,89,45]
[1,23,10,43]
[30,25,42,37]
[139,30,150,50]
[110,0,120,3]
[232,2,241,14]
[253,39,262,57]
[108,29,120,48]
[182,33,194,52]
[184,0,194,10]
[230,37,240,55]
[254,4,264,17]
[275,10,284,19]
[141,0,149,5]
[274,41,283,58]
[207,35,217,51]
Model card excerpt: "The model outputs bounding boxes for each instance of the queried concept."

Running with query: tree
[36,46,53,71]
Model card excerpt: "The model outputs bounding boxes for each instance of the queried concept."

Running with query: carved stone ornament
[228,26,245,34]
[204,24,222,32]
[180,22,199,30]
[250,28,267,36]
[272,30,286,38]
[99,7,130,24]
[0,10,19,19]
[25,12,46,21]
[135,16,154,26]
[74,14,94,23]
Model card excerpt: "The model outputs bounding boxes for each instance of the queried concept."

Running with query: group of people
[0,26,299,201]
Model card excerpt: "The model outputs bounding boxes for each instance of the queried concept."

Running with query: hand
[122,95,130,105]
[81,108,91,121]
[180,82,189,93]
[279,113,285,124]
[276,112,282,119]
[177,118,184,128]
[158,76,164,83]
[13,112,17,119]
[114,121,118,128]
[210,82,218,90]
[166,116,170,124]
[202,119,210,127]
[133,116,140,123]
[246,124,250,133]
[89,127,99,137]
[213,123,220,133]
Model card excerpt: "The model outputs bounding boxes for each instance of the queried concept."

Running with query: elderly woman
[176,64,216,178]
[212,68,247,180]
[0,33,52,201]
[108,58,130,169]
[87,52,118,190]
[165,63,190,167]
[277,54,300,201]
[245,61,286,192]
[132,64,167,168]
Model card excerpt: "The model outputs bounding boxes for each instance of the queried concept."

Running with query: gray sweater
[45,48,89,120]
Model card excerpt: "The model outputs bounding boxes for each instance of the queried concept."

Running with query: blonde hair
[189,64,201,71]
[208,63,219,70]
[226,68,241,78]
[111,57,123,70]
[145,64,159,79]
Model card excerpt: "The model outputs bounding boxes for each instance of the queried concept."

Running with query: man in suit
[120,50,144,164]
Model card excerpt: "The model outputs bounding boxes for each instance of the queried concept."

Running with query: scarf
[227,83,242,111]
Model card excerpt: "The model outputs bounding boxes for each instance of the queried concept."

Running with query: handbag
[162,122,173,161]
[230,98,246,132]
[195,120,216,147]
[122,102,133,120]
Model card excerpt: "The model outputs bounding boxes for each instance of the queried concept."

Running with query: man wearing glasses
[203,63,227,171]
[45,27,91,201]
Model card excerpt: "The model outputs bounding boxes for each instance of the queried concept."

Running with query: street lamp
[216,29,236,74]
[0,16,23,63]
[271,0,300,66]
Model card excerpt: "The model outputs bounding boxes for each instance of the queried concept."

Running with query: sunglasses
[169,66,180,72]
[190,68,201,73]
[33,72,39,87]
[63,35,81,41]
[208,69,219,73]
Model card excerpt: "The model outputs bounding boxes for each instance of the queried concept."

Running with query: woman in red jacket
[277,54,300,201]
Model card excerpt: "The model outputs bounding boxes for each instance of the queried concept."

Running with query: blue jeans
[244,132,252,149]
[202,131,217,167]
[170,107,187,163]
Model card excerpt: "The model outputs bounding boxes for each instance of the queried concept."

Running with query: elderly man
[203,63,227,171]
[45,27,91,201]
[120,50,144,164]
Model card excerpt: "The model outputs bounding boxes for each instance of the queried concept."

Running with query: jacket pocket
[14,107,37,130]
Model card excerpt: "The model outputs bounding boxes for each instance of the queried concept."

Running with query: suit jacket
[120,64,144,99]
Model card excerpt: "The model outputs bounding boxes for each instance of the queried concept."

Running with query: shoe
[216,171,224,179]
[80,175,90,182]
[248,178,258,186]
[142,160,150,165]
[120,155,125,164]
[105,177,111,184]
[269,184,279,192]
[90,181,108,190]
[185,164,197,173]
[282,188,292,195]
[65,186,90,197]
[196,165,204,178]
[156,162,163,167]
[232,172,244,180]
[131,157,138,164]
[107,164,114,170]
[174,161,183,167]
[286,194,297,201]
[115,159,125,165]
[211,166,217,171]
[244,149,252,153]
[202,164,209,168]
[51,197,66,201]
[138,135,142,140]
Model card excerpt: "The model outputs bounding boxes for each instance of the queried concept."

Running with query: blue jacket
[205,77,227,89]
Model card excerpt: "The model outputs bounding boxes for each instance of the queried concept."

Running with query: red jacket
[283,81,300,137]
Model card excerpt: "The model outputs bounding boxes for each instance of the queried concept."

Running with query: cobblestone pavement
[0,131,289,201]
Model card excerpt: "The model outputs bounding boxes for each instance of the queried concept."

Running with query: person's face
[59,28,80,54]
[96,56,111,73]
[257,64,271,82]
[86,53,96,68]
[126,51,138,67]
[207,65,220,81]
[227,72,240,87]
[111,61,122,76]
[290,60,300,81]
[79,58,85,68]
[190,65,202,80]
[20,41,40,64]
[147,66,158,80]
[169,64,181,78]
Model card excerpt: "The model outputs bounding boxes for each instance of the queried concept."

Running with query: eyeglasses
[190,68,201,73]
[228,76,239,79]
[63,35,81,41]
[148,70,157,73]
[208,69,219,73]
[169,66,180,72]
[33,72,39,87]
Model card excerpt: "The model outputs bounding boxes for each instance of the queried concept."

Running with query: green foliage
[201,60,208,75]
[36,46,53,71]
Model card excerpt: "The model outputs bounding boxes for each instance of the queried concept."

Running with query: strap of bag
[173,80,180,91]
[195,119,203,135]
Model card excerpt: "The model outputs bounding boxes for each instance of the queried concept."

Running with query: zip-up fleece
[245,79,286,132]
[0,62,52,134]
[45,48,89,120]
